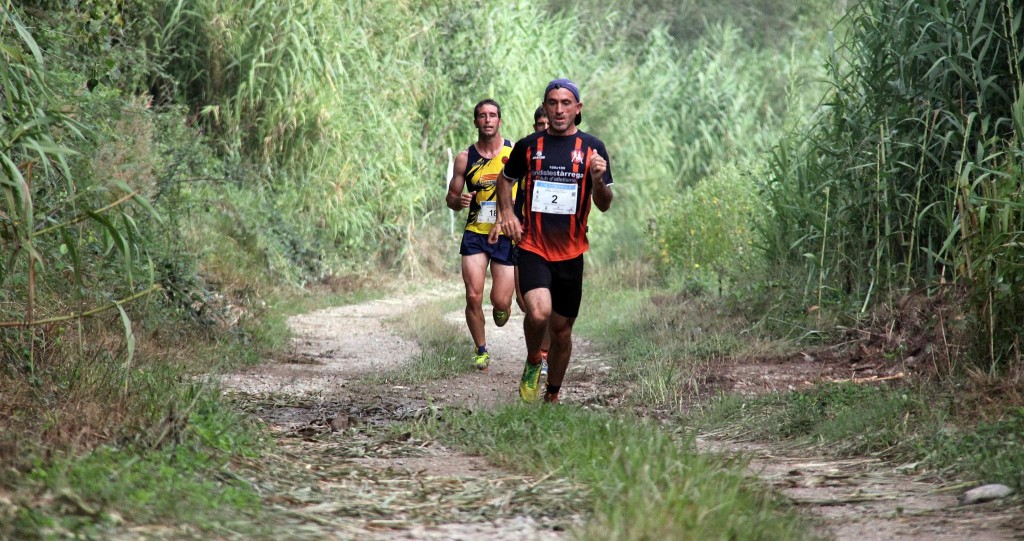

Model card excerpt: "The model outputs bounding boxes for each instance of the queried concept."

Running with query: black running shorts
[517,249,584,318]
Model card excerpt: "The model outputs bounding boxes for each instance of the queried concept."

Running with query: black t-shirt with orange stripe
[503,130,613,262]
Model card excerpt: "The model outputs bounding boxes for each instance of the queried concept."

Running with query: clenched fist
[589,153,607,184]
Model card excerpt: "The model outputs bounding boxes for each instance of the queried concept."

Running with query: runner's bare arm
[445,150,473,211]
[494,170,522,243]
[590,153,613,212]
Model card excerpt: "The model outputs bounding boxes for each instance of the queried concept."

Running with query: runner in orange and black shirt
[493,79,614,404]
[512,106,553,376]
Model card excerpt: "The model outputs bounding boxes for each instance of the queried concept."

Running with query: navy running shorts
[459,230,515,266]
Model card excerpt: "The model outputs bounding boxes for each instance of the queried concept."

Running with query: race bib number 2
[476,200,497,224]
[531,181,578,215]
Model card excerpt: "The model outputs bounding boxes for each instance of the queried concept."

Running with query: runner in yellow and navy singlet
[445,99,518,371]
[463,139,513,236]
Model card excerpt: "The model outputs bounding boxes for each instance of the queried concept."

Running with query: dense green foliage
[631,9,832,289]
[1,2,156,334]
[144,0,828,276]
[11,0,1023,535]
[4,0,838,322]
[27,0,833,285]
[559,0,835,48]
[656,164,768,285]
[2,0,834,533]
[763,0,1024,367]
[2,0,837,468]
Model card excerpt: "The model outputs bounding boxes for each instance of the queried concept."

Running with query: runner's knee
[465,289,483,307]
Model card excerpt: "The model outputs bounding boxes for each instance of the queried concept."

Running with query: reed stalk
[763,0,1024,368]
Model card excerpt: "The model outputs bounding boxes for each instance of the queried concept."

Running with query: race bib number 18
[476,200,497,224]
[531,181,578,215]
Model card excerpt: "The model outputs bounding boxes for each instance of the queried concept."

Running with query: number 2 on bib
[531,181,578,215]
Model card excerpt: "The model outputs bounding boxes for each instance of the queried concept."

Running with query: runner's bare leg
[545,312,575,387]
[461,253,489,348]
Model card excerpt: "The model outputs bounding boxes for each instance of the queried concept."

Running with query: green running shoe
[518,360,542,403]
[493,308,510,327]
[474,351,491,371]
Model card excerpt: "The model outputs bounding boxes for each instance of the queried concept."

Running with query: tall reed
[2,4,163,371]
[763,0,1024,368]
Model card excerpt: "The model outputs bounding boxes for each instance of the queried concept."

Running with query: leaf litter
[102,288,1023,540]
[224,391,585,540]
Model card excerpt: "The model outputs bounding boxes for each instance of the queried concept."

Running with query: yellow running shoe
[474,351,491,371]
[518,360,542,403]
[493,308,510,327]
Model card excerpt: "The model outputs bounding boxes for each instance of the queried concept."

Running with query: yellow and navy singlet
[464,139,515,235]
[501,131,614,261]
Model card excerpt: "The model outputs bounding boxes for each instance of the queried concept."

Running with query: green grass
[577,277,1024,495]
[364,295,474,385]
[0,273,382,538]
[420,405,811,540]
[695,383,1024,491]
[697,382,935,451]
[4,393,268,540]
[393,283,815,539]
[575,281,775,410]
[928,408,1024,490]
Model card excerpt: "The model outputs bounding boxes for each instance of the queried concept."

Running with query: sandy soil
[218,286,1022,540]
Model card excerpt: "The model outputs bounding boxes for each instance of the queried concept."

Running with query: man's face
[533,116,549,132]
[474,104,501,137]
[543,88,580,134]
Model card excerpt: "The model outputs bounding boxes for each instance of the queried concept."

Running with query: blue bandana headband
[544,78,582,126]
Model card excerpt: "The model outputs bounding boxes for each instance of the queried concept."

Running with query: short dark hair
[533,106,547,122]
[473,99,502,120]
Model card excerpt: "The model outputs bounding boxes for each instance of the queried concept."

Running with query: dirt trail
[220,285,593,540]
[696,438,1021,540]
[219,286,1021,540]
